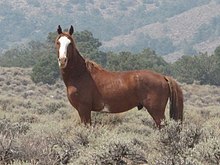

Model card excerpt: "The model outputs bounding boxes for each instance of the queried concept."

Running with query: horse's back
[92,69,169,99]
[123,70,169,91]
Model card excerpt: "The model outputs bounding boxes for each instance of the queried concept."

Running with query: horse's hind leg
[143,98,167,128]
[147,108,165,128]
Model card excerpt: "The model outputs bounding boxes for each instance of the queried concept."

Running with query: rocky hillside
[1,0,220,61]
[103,1,220,59]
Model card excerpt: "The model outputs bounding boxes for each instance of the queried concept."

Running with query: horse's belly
[100,99,138,113]
[96,78,140,113]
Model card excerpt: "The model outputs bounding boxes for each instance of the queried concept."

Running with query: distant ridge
[0,0,220,61]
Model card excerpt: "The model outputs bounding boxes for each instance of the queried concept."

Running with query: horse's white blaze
[58,36,71,59]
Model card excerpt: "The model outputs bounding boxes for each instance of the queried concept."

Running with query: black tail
[166,77,183,121]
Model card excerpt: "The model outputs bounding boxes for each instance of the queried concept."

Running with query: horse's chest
[67,85,94,106]
[66,87,80,105]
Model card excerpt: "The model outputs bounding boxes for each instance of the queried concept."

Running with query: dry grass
[0,67,220,165]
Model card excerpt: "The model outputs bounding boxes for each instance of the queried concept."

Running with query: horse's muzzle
[58,57,68,68]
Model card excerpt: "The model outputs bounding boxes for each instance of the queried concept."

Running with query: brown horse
[55,25,183,128]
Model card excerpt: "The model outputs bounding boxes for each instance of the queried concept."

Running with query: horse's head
[55,25,75,69]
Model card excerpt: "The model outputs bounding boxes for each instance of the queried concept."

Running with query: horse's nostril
[59,58,67,66]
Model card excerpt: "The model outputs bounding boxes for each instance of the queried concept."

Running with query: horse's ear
[69,25,74,35]
[57,25,62,34]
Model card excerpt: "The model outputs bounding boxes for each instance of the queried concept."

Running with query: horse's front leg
[77,104,92,125]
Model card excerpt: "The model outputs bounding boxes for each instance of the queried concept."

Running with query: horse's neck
[73,49,86,72]
[61,49,87,85]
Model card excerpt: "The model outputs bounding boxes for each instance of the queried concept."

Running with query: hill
[0,67,220,164]
[1,0,220,61]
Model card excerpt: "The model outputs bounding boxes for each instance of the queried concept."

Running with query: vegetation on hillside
[0,0,220,55]
[0,41,47,68]
[171,50,220,86]
[192,15,220,44]
[1,29,220,86]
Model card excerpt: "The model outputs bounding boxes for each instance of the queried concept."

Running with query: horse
[55,25,183,128]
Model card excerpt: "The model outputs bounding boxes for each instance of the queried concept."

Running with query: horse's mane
[85,60,105,73]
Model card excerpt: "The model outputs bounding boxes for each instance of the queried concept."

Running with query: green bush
[171,52,220,85]
[0,41,47,68]
[31,54,60,85]
[106,49,169,73]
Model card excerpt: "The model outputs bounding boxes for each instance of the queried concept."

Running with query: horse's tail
[165,76,183,122]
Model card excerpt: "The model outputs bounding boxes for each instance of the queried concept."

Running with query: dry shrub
[153,119,220,165]
[0,126,80,165]
[32,101,67,115]
[0,99,12,111]
[117,122,153,137]
[0,119,30,137]
[94,141,147,165]
[70,115,151,165]
[0,75,5,82]
[53,108,72,121]
[18,114,40,123]
[183,105,206,126]
[1,67,220,165]
[76,137,147,165]
[191,137,220,165]
[45,101,66,114]
[16,132,79,165]
[202,118,220,136]
[72,127,90,147]
[91,112,124,126]
[0,119,30,164]
[182,84,220,107]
